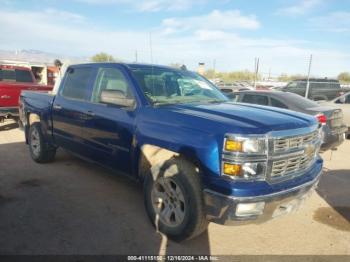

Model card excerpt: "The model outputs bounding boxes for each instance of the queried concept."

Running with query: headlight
[224,136,266,154]
[223,134,267,180]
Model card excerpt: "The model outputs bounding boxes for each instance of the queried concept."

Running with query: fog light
[236,202,265,217]
[223,163,241,176]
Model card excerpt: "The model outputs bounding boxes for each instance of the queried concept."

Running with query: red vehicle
[0,65,53,121]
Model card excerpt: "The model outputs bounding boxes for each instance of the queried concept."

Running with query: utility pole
[305,54,313,99]
[135,50,138,62]
[213,59,216,73]
[254,57,260,89]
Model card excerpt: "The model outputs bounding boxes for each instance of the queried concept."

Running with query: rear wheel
[144,157,208,241]
[28,122,56,163]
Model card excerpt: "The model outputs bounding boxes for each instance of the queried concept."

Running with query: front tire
[28,122,56,163]
[144,157,208,241]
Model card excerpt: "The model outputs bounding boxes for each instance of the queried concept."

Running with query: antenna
[149,32,153,64]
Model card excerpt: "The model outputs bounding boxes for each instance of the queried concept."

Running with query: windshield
[130,67,228,105]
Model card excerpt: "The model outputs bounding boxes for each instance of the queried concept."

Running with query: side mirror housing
[100,90,135,108]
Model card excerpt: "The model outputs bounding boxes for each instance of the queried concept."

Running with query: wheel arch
[137,144,203,181]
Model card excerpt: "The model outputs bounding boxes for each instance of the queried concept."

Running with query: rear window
[0,69,33,83]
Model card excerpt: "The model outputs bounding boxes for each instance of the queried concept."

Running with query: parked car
[0,65,53,122]
[279,78,350,101]
[218,81,254,93]
[20,63,323,241]
[227,90,347,151]
[319,91,350,137]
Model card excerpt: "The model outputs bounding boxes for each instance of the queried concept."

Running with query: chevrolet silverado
[19,63,323,241]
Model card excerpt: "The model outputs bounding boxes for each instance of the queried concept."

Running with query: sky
[0,0,349,77]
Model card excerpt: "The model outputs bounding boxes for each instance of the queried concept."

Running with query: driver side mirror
[100,90,135,108]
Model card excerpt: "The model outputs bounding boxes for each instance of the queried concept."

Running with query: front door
[82,66,137,174]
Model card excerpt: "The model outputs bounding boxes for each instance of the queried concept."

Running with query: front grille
[271,152,315,178]
[273,130,318,152]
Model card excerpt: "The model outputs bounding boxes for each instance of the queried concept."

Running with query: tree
[338,72,350,83]
[90,52,117,62]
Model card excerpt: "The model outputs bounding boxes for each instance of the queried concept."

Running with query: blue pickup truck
[19,63,323,241]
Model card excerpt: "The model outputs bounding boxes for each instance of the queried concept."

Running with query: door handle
[82,110,95,120]
[86,111,95,117]
[53,104,62,110]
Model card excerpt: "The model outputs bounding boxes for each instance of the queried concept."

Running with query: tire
[28,122,56,163]
[144,157,208,241]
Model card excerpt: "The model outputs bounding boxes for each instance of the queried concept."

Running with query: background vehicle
[0,65,53,121]
[227,90,347,151]
[279,78,350,101]
[319,92,350,138]
[217,81,254,93]
[20,63,323,241]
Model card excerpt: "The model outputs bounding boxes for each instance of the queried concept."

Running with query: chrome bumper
[203,169,322,225]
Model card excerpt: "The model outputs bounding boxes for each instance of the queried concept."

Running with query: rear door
[52,65,96,156]
[81,65,137,174]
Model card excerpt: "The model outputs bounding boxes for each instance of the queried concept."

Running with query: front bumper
[0,107,19,119]
[321,125,347,151]
[203,169,322,225]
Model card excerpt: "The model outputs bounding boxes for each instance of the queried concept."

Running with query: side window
[91,67,134,103]
[286,82,297,88]
[15,69,33,83]
[271,98,288,109]
[297,82,307,89]
[242,94,268,106]
[226,93,240,102]
[61,67,93,100]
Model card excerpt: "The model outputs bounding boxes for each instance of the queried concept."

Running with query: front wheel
[28,122,56,163]
[144,157,208,241]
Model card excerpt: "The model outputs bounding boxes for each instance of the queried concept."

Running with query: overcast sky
[0,0,349,77]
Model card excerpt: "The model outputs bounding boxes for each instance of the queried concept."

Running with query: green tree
[277,74,306,82]
[338,72,350,83]
[90,52,117,62]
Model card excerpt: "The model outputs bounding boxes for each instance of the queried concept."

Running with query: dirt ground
[0,120,349,255]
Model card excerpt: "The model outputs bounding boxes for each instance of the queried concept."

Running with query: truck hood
[157,102,317,134]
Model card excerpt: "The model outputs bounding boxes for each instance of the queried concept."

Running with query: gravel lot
[0,120,349,255]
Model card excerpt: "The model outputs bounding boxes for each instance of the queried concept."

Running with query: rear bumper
[321,125,347,151]
[0,107,18,118]
[203,168,322,225]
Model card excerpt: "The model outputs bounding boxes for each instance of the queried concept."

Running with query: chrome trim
[205,166,322,202]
